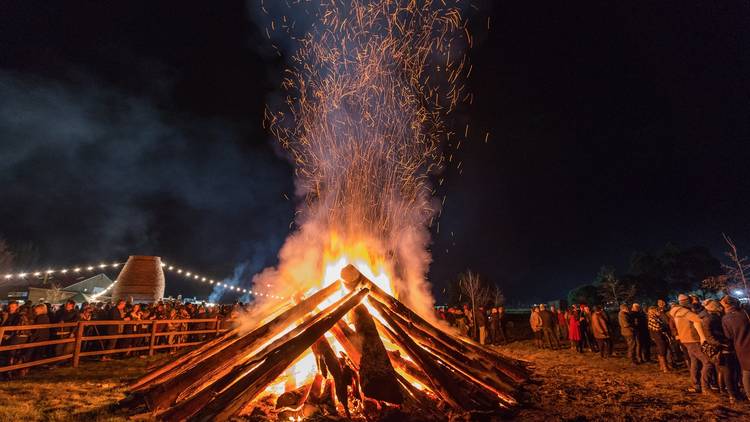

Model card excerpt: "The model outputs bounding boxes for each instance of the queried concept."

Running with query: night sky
[1,1,748,304]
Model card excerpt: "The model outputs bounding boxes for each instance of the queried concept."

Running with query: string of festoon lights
[2,262,125,280]
[1,259,285,301]
[160,261,287,301]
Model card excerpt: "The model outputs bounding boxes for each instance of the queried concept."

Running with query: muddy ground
[499,340,750,421]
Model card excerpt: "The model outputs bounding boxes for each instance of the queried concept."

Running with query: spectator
[488,307,500,345]
[102,299,127,361]
[670,293,711,394]
[580,305,598,353]
[20,304,51,375]
[529,306,543,348]
[539,304,560,349]
[701,299,735,402]
[557,306,568,341]
[647,306,670,373]
[53,299,79,357]
[631,303,651,363]
[568,307,583,353]
[497,306,508,343]
[475,306,487,345]
[619,303,638,365]
[721,295,750,401]
[454,307,467,336]
[591,305,611,358]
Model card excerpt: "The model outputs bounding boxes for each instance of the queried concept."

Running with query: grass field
[0,355,170,422]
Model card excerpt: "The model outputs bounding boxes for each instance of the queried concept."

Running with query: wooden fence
[0,318,228,373]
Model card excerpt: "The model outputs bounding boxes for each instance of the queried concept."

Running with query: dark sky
[1,1,748,304]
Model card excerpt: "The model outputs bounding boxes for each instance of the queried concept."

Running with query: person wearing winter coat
[618,304,637,365]
[721,295,750,400]
[539,304,560,349]
[670,293,710,394]
[529,306,543,348]
[557,308,568,340]
[631,303,651,363]
[568,308,583,353]
[53,300,79,357]
[648,306,671,373]
[701,300,737,402]
[23,304,51,368]
[591,306,611,357]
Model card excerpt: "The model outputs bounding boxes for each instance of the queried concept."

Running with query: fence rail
[0,318,229,373]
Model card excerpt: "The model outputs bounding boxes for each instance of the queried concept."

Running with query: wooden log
[331,321,361,367]
[376,299,519,400]
[385,349,433,392]
[312,337,350,416]
[348,304,403,404]
[394,372,446,421]
[187,288,370,422]
[371,300,499,411]
[158,288,361,421]
[345,266,528,384]
[136,281,343,410]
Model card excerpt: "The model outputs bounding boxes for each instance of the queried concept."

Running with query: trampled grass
[0,355,170,422]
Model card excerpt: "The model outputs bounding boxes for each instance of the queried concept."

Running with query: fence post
[72,322,85,367]
[148,320,158,356]
[0,327,5,346]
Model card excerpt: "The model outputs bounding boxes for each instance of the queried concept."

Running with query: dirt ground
[3,340,750,421]
[500,340,750,422]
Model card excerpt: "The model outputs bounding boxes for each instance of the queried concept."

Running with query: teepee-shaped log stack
[119,265,530,421]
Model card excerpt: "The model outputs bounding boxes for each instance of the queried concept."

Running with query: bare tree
[491,284,505,307]
[458,270,490,338]
[722,233,749,295]
[596,267,635,305]
[48,283,67,304]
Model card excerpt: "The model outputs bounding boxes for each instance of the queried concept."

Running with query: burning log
[181,288,369,422]
[130,281,343,410]
[348,304,404,404]
[311,337,351,415]
[330,322,361,367]
[372,301,499,411]
[375,299,519,401]
[341,264,528,385]
[157,287,363,421]
[386,349,433,392]
[129,326,242,392]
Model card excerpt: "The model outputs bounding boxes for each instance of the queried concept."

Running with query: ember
[120,264,530,421]
[118,1,534,419]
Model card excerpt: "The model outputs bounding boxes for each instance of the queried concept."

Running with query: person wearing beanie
[670,293,711,393]
[721,295,750,400]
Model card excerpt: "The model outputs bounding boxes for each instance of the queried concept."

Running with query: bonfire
[119,1,530,419]
[119,264,530,421]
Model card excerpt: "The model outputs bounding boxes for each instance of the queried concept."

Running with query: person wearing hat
[721,295,750,400]
[701,299,737,401]
[670,293,711,393]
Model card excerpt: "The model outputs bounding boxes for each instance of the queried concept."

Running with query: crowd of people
[528,294,750,403]
[0,298,246,377]
[436,305,509,345]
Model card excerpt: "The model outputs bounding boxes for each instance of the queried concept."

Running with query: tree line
[568,236,749,307]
